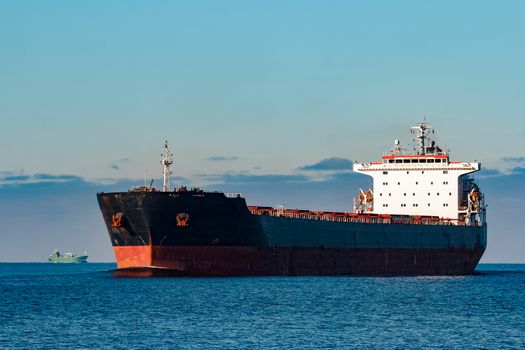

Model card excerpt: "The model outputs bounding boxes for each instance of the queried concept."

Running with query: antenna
[160,140,173,192]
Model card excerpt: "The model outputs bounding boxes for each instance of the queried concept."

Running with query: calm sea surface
[0,263,524,349]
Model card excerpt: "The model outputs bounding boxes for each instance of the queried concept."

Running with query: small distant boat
[48,249,88,263]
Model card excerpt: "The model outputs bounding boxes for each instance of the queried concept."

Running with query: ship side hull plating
[97,192,487,277]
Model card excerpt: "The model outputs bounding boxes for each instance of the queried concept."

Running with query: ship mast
[410,121,433,155]
[160,140,173,192]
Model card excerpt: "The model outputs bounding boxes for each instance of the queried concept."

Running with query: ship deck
[248,206,480,227]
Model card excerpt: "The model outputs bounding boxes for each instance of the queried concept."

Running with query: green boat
[48,250,88,263]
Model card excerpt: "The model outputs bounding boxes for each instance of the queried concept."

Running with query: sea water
[0,263,523,349]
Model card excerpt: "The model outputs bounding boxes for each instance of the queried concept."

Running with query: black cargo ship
[97,123,487,276]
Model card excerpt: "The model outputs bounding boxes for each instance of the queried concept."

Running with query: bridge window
[403,159,410,163]
[428,159,435,163]
[411,159,418,163]
[395,159,402,163]
[389,160,394,163]
[419,159,427,163]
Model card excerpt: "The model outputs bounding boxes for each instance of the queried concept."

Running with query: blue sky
[1,1,524,262]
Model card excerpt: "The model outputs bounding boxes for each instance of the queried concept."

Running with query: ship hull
[97,192,487,277]
[111,245,484,277]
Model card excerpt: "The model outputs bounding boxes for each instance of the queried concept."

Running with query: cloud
[298,157,353,171]
[3,175,31,181]
[1,168,525,262]
[0,170,23,176]
[109,158,131,171]
[222,173,311,184]
[477,167,502,178]
[502,156,525,163]
[196,171,311,184]
[0,175,145,262]
[207,156,238,162]
[33,173,81,181]
[198,156,358,188]
[0,172,82,186]
[511,167,525,175]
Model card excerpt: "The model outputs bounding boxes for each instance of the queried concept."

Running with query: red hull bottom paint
[112,245,484,277]
[113,246,152,268]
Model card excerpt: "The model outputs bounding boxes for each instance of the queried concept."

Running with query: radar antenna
[160,141,173,192]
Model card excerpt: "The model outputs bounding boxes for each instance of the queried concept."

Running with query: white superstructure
[353,121,485,224]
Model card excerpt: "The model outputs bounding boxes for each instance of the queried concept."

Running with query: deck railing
[248,206,480,226]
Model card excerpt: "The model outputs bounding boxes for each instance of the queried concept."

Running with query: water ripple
[0,263,524,349]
